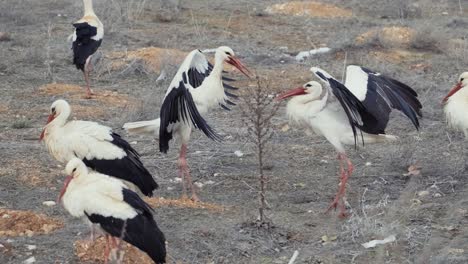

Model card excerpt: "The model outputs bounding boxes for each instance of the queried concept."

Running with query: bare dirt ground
[1,0,468,263]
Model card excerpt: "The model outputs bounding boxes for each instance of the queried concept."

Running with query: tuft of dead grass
[355,26,416,48]
[107,47,187,73]
[37,83,136,107]
[0,209,63,237]
[75,237,154,264]
[266,1,353,18]
[144,197,225,212]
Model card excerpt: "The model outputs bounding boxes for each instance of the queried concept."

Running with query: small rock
[0,32,11,41]
[194,182,204,188]
[213,173,221,177]
[204,180,215,185]
[167,187,174,191]
[173,177,182,183]
[25,230,34,237]
[319,159,328,164]
[130,141,137,145]
[418,190,430,197]
[42,201,56,207]
[365,162,372,166]
[433,193,442,197]
[23,257,36,264]
[26,245,37,250]
[281,124,290,132]
[234,150,244,157]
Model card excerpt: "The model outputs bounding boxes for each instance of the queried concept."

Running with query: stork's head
[216,46,252,78]
[276,81,323,100]
[443,72,468,103]
[40,99,71,140]
[59,158,88,202]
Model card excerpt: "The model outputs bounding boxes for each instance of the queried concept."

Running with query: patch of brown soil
[0,104,9,114]
[0,156,61,187]
[107,47,187,73]
[75,237,155,264]
[266,1,353,18]
[369,49,428,64]
[145,197,225,212]
[0,209,63,237]
[356,26,415,47]
[38,83,136,107]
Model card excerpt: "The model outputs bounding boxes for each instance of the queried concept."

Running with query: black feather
[85,189,166,263]
[159,81,221,153]
[82,133,158,196]
[72,22,101,71]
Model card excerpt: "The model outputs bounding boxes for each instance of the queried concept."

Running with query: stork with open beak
[277,66,422,217]
[443,72,468,137]
[71,0,104,98]
[123,46,251,202]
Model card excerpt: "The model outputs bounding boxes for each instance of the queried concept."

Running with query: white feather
[344,65,369,101]
[123,119,160,136]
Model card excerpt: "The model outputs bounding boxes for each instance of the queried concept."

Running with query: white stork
[277,66,422,217]
[40,99,158,197]
[123,46,250,201]
[60,158,166,264]
[72,0,104,98]
[443,72,468,136]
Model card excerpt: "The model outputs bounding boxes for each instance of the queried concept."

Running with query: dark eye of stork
[461,78,465,82]
[51,107,56,114]
[305,84,312,87]
[72,168,76,173]
[225,51,232,56]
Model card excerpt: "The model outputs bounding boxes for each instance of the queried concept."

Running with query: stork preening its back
[40,99,158,197]
[60,158,166,264]
[123,46,251,201]
[443,72,468,137]
[72,0,104,98]
[277,65,422,217]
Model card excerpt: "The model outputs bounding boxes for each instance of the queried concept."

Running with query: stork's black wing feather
[85,189,166,263]
[357,67,422,133]
[159,81,221,153]
[314,70,378,146]
[72,22,101,71]
[82,133,158,196]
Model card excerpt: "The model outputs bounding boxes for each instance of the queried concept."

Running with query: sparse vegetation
[239,77,280,226]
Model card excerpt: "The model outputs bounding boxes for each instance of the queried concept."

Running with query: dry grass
[0,209,63,237]
[37,83,136,107]
[266,1,353,18]
[144,197,225,212]
[107,47,187,73]
[74,237,154,264]
[355,26,416,48]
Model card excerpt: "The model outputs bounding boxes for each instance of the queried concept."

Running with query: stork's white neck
[49,106,71,128]
[83,0,95,16]
[211,52,225,78]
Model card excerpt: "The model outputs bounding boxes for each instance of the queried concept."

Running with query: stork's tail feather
[123,119,160,137]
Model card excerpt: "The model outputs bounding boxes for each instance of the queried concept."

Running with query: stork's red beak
[227,56,252,78]
[276,87,307,101]
[58,175,73,203]
[39,114,55,141]
[442,82,463,103]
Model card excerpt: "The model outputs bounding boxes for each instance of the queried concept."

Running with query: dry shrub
[239,77,281,226]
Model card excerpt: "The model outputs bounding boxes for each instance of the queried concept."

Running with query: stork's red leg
[326,153,352,218]
[83,57,95,99]
[178,144,200,202]
[178,144,189,199]
[103,235,111,264]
